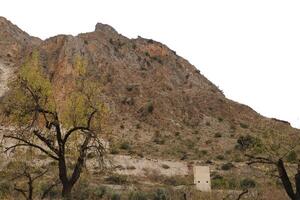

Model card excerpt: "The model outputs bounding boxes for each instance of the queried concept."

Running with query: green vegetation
[120,141,132,150]
[1,53,108,199]
[221,162,234,171]
[236,135,261,151]
[286,151,297,163]
[105,174,128,185]
[240,178,256,189]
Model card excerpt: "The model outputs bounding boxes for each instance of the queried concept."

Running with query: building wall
[193,166,211,192]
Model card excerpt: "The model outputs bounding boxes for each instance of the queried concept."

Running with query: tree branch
[32,130,58,155]
[63,127,89,143]
[236,189,248,200]
[3,135,59,160]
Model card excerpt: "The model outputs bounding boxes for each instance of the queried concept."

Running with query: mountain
[0,17,298,161]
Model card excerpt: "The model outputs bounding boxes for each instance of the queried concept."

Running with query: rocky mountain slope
[0,17,298,162]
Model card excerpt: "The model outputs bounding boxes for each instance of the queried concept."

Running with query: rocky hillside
[0,16,298,161]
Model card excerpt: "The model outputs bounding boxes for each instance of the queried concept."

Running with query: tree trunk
[294,164,300,200]
[62,183,73,200]
[28,180,33,200]
[277,159,296,199]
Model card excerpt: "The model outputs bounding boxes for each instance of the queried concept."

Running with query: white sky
[1,0,300,128]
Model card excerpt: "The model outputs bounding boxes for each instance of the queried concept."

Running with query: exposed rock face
[0,16,298,160]
[0,17,41,64]
[0,61,12,97]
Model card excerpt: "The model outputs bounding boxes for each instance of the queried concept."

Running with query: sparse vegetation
[239,122,249,129]
[120,141,131,150]
[221,162,234,171]
[161,164,170,169]
[240,178,256,189]
[105,174,128,185]
[214,132,222,138]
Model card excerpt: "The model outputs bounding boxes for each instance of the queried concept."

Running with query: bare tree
[12,166,48,200]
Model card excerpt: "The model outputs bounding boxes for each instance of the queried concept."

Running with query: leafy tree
[1,52,108,199]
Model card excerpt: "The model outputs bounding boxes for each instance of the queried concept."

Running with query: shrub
[105,175,128,185]
[211,176,226,189]
[128,191,148,200]
[185,139,195,149]
[240,178,256,189]
[221,162,234,171]
[111,193,121,200]
[153,188,168,200]
[200,150,208,155]
[162,176,191,186]
[216,155,225,160]
[214,132,222,138]
[239,122,249,129]
[127,166,136,170]
[175,132,180,137]
[120,141,131,150]
[0,180,11,198]
[93,186,107,198]
[286,151,297,163]
[161,164,170,169]
[110,147,119,154]
[211,176,238,189]
[153,132,165,145]
[205,140,212,145]
[218,117,223,122]
[147,102,154,113]
[236,135,259,150]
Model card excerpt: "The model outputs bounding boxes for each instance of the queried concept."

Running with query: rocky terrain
[0,17,297,199]
[0,16,297,160]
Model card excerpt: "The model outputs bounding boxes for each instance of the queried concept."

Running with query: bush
[162,176,191,186]
[211,176,226,189]
[236,135,260,150]
[185,139,195,149]
[153,132,165,145]
[111,193,121,200]
[128,191,148,200]
[147,102,154,113]
[218,117,223,122]
[286,151,297,163]
[106,175,128,185]
[216,155,225,160]
[153,188,168,200]
[211,176,238,189]
[0,181,11,198]
[93,186,107,198]
[239,122,249,129]
[120,141,131,150]
[110,147,119,154]
[161,164,170,169]
[240,178,256,189]
[221,162,234,171]
[214,132,222,138]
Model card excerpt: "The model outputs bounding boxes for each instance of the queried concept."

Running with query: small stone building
[193,166,211,192]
